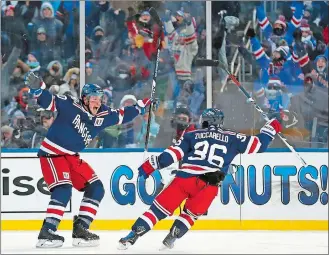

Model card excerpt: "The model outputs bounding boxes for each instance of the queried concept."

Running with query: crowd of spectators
[1,1,327,149]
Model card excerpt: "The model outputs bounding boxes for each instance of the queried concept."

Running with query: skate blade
[72,238,99,247]
[117,241,131,250]
[159,243,173,251]
[36,239,63,248]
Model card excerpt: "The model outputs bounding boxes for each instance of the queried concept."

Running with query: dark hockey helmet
[81,83,104,101]
[200,108,224,128]
[171,104,191,130]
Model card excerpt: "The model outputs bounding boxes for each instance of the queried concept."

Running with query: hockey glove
[246,28,256,38]
[260,118,282,139]
[24,71,45,97]
[138,155,159,179]
[136,98,159,115]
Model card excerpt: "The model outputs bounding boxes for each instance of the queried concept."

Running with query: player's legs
[37,156,73,248]
[118,177,192,250]
[69,155,104,247]
[162,180,219,249]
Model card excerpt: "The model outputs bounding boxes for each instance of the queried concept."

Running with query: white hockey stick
[195,59,308,167]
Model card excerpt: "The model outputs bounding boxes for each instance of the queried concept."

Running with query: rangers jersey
[36,89,140,156]
[156,126,273,178]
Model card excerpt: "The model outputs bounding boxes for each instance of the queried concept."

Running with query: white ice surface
[1,230,328,254]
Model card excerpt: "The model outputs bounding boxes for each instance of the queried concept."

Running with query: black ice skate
[72,215,100,247]
[36,226,64,248]
[117,230,139,250]
[160,226,180,250]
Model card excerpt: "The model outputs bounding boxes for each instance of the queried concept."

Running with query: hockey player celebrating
[118,108,282,250]
[24,71,156,248]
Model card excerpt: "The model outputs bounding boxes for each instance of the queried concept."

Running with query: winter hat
[40,2,54,18]
[141,11,150,16]
[314,54,327,63]
[300,19,311,33]
[37,27,46,34]
[267,76,282,88]
[275,46,289,58]
[176,10,184,17]
[93,26,104,34]
[5,5,15,14]
[120,95,137,107]
[274,15,287,29]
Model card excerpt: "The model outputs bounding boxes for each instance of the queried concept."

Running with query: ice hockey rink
[1,230,328,254]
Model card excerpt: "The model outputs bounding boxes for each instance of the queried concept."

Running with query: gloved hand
[136,98,159,115]
[260,118,282,139]
[138,155,159,179]
[164,9,171,22]
[24,71,45,97]
[246,28,256,38]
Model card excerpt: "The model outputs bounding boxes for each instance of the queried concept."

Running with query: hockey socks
[76,180,105,229]
[43,184,72,231]
[170,209,197,238]
[132,204,167,236]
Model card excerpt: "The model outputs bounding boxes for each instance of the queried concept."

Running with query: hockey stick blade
[149,7,163,28]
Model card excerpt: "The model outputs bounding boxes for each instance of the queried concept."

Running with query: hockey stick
[144,7,163,155]
[195,58,308,167]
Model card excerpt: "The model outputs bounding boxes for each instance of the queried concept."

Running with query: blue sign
[110,165,328,206]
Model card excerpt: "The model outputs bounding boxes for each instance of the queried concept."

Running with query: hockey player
[118,108,282,250]
[24,71,156,248]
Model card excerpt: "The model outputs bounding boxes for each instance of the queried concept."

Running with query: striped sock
[77,197,99,229]
[171,209,197,238]
[43,199,66,231]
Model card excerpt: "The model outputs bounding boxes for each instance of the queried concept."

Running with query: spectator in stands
[31,26,61,68]
[85,62,106,88]
[1,125,18,148]
[31,2,64,47]
[1,4,28,56]
[14,1,41,27]
[311,55,328,88]
[43,60,64,88]
[58,67,80,98]
[25,52,41,72]
[163,10,198,106]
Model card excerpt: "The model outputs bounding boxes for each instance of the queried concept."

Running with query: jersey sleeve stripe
[117,108,124,125]
[46,96,57,111]
[168,146,184,161]
[245,136,261,154]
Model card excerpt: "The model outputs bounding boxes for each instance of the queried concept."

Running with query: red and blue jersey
[256,1,303,46]
[36,89,140,156]
[156,127,273,178]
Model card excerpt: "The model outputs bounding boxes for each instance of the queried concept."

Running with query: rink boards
[1,149,328,231]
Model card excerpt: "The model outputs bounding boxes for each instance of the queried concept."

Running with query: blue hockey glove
[136,98,159,115]
[138,155,159,179]
[24,71,45,97]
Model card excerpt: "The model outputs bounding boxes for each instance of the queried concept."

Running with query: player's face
[88,96,102,115]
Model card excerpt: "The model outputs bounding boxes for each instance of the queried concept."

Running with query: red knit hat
[300,19,311,33]
[274,15,287,29]
[5,5,15,14]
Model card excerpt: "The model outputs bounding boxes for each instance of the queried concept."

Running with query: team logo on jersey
[63,172,70,179]
[94,118,104,127]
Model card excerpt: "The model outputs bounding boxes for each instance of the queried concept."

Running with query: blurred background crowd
[1,1,328,150]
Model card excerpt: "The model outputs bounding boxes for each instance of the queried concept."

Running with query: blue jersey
[36,89,140,156]
[156,126,273,178]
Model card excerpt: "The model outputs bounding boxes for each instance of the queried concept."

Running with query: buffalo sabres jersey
[157,126,273,177]
[36,90,140,156]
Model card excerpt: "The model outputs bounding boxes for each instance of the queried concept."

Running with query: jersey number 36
[188,141,227,168]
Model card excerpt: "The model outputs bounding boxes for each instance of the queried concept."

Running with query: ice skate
[160,226,180,250]
[117,231,139,250]
[72,216,100,247]
[36,227,64,248]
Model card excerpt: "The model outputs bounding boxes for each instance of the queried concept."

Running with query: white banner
[1,152,328,221]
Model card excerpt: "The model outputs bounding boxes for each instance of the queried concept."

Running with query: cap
[37,27,46,34]
[141,11,150,16]
[86,62,93,68]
